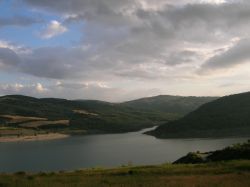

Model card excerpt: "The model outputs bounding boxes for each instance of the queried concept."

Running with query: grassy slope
[0,95,170,134]
[0,95,216,134]
[0,160,250,187]
[148,92,250,138]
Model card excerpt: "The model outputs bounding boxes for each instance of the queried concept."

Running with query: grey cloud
[23,0,250,42]
[0,15,41,28]
[0,46,122,80]
[56,82,88,89]
[0,47,20,69]
[200,39,250,72]
[24,1,250,49]
[166,50,201,66]
[0,46,86,79]
[24,0,137,26]
[24,0,133,13]
[134,2,250,44]
[10,0,250,80]
[116,69,160,80]
[20,47,89,79]
[0,44,173,82]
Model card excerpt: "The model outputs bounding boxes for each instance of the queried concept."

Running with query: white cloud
[0,40,31,54]
[0,83,48,96]
[36,83,47,92]
[39,20,67,39]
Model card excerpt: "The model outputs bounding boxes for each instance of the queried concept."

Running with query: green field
[1,160,250,187]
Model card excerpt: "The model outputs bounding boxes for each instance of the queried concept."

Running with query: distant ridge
[121,95,217,115]
[0,94,217,134]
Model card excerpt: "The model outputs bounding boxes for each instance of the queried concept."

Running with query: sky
[0,0,250,102]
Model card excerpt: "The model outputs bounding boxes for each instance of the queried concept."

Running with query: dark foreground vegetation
[0,95,215,136]
[174,140,250,164]
[0,160,250,187]
[148,92,250,138]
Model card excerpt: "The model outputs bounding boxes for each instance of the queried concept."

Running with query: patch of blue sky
[0,0,13,17]
[0,0,83,48]
[0,25,42,47]
[0,0,41,18]
[37,23,84,47]
[0,19,83,48]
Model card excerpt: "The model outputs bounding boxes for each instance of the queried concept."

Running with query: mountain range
[0,94,216,135]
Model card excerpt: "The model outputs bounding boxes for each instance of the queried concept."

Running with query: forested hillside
[148,92,250,138]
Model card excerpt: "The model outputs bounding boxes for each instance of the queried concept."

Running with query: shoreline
[0,133,70,143]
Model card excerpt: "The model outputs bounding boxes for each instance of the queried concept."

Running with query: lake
[0,126,249,172]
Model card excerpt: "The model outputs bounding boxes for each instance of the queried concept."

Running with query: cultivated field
[19,120,69,128]
[0,115,47,124]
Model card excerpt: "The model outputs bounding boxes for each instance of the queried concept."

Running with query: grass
[19,120,69,128]
[0,128,41,137]
[0,115,47,124]
[1,160,250,187]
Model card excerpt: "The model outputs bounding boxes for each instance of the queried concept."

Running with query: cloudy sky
[0,0,250,101]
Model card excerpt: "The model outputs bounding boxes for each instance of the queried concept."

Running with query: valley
[0,94,216,141]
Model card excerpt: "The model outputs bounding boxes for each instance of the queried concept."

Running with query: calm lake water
[0,126,249,172]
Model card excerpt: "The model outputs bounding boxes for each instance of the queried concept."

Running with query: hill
[0,95,216,136]
[147,92,250,138]
[121,95,217,115]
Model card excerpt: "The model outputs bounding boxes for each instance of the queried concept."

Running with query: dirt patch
[73,110,98,116]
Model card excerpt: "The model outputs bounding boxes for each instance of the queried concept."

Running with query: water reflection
[0,127,248,172]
